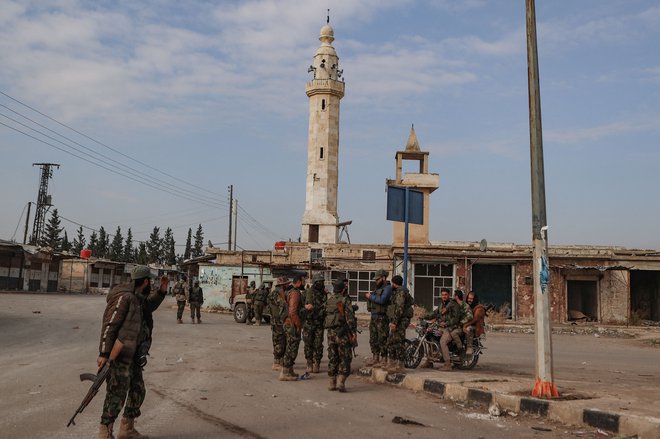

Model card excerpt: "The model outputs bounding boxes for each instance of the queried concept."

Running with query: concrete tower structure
[301,20,345,244]
[388,126,440,246]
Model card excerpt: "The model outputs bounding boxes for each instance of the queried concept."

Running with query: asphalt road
[1,293,654,439]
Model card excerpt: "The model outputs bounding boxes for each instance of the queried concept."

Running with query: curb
[358,367,660,438]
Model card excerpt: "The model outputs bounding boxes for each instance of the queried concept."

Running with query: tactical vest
[324,293,342,329]
[371,282,391,315]
[268,287,287,325]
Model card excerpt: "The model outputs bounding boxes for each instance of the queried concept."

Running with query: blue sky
[1,0,659,251]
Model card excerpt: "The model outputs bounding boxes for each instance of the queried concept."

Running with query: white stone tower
[301,19,345,243]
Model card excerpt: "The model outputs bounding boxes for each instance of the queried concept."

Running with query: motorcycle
[404,319,484,370]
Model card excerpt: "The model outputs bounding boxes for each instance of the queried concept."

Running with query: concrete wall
[600,270,629,324]
[198,264,274,309]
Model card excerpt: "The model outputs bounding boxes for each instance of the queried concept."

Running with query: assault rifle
[337,302,359,357]
[67,339,123,427]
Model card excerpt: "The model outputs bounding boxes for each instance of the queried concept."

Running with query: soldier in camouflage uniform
[324,278,357,392]
[189,280,204,324]
[253,283,269,325]
[450,290,472,352]
[268,277,289,371]
[385,275,413,373]
[279,274,306,381]
[245,280,257,325]
[97,265,168,439]
[303,273,327,373]
[364,269,392,367]
[173,276,189,324]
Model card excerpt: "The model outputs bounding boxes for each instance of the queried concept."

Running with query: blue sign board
[386,186,424,225]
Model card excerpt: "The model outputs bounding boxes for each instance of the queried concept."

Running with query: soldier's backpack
[403,288,414,319]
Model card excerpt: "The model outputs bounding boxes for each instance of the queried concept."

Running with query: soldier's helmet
[332,278,347,293]
[372,269,388,279]
[275,276,291,287]
[249,280,256,287]
[312,273,325,283]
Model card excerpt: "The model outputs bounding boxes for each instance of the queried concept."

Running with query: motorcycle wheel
[404,339,423,369]
[454,353,479,370]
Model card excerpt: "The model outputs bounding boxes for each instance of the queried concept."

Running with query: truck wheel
[234,304,247,323]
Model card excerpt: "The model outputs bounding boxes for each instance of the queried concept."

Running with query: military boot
[312,360,320,374]
[306,360,313,373]
[337,375,347,393]
[197,318,202,324]
[99,423,114,439]
[389,360,405,374]
[118,417,148,439]
[383,357,395,372]
[328,376,337,391]
[191,317,195,324]
[271,358,282,371]
[289,367,299,379]
[365,354,379,367]
[278,367,297,382]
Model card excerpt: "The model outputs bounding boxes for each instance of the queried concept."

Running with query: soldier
[268,277,289,371]
[189,280,204,324]
[364,269,392,367]
[303,273,327,373]
[279,274,306,381]
[173,275,189,324]
[463,291,486,358]
[245,280,256,325]
[385,275,413,373]
[253,283,269,326]
[324,278,356,392]
[97,265,168,439]
[450,290,472,352]
[434,288,461,371]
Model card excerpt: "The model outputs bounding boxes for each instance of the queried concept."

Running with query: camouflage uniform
[253,284,269,325]
[267,282,288,367]
[324,279,356,392]
[303,276,327,370]
[282,285,303,370]
[189,283,204,323]
[366,274,392,363]
[386,283,413,369]
[245,282,256,324]
[102,358,146,424]
[173,279,189,322]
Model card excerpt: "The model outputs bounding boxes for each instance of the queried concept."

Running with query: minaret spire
[327,9,330,24]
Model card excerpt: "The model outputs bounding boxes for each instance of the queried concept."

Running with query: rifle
[67,339,123,427]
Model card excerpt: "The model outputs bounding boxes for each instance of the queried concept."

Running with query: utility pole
[233,199,238,251]
[227,185,233,251]
[30,163,59,245]
[526,0,558,398]
[23,202,32,244]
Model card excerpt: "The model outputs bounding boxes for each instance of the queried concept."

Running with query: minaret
[301,18,345,244]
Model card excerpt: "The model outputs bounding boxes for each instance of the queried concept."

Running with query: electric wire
[10,202,31,241]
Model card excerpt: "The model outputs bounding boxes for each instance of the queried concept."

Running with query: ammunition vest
[324,293,342,329]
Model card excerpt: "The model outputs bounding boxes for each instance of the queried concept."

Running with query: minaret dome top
[319,24,334,44]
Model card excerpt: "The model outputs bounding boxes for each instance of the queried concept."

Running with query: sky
[1,0,659,252]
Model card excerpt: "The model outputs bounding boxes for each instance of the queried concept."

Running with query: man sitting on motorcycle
[463,291,486,358]
[422,288,461,371]
[450,290,473,355]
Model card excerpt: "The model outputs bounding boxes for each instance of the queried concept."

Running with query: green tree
[192,224,204,258]
[162,227,176,267]
[184,227,192,260]
[88,231,98,256]
[97,226,109,258]
[123,228,134,263]
[61,230,71,252]
[108,226,123,261]
[147,226,161,264]
[72,226,86,254]
[136,242,148,265]
[41,208,63,249]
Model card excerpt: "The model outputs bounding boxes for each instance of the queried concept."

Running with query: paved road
[1,293,654,439]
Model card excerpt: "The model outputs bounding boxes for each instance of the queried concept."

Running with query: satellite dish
[479,239,488,252]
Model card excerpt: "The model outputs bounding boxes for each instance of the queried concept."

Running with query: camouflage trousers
[176,300,186,320]
[326,328,352,377]
[282,324,301,368]
[254,302,264,323]
[368,315,389,356]
[387,318,410,361]
[246,304,255,324]
[101,360,145,425]
[303,320,325,362]
[270,323,286,361]
[190,301,201,320]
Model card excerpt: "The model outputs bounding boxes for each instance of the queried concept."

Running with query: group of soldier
[171,275,205,324]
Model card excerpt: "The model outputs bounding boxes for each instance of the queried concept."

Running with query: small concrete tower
[388,126,440,246]
[301,20,345,243]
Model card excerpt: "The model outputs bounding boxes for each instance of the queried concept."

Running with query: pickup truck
[230,281,273,323]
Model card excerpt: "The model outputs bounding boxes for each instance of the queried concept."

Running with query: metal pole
[526,0,557,398]
[23,202,32,244]
[233,199,238,251]
[228,185,233,251]
[403,187,409,288]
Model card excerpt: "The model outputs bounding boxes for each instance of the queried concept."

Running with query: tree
[192,224,204,258]
[123,228,134,263]
[147,226,161,264]
[41,208,63,249]
[72,226,86,254]
[61,230,71,252]
[136,242,148,265]
[162,227,176,267]
[184,228,192,260]
[88,231,98,256]
[97,226,109,259]
[108,226,124,261]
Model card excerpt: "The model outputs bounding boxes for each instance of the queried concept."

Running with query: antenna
[327,9,330,24]
[30,162,60,245]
